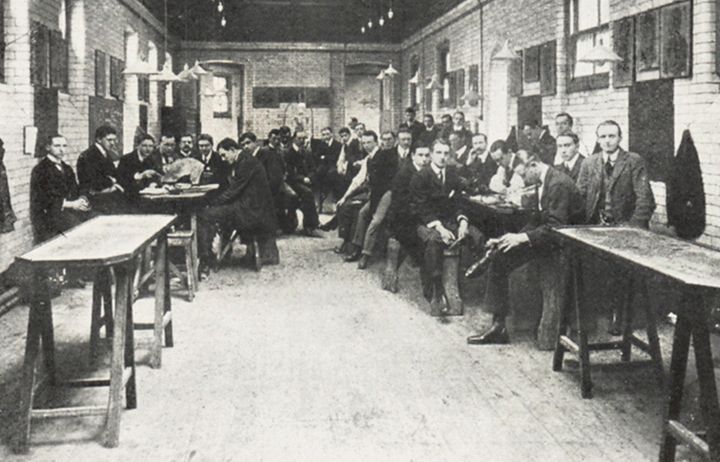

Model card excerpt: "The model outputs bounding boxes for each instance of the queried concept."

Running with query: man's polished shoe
[467,323,510,345]
[357,254,370,269]
[344,250,362,262]
[318,217,338,231]
[303,228,322,238]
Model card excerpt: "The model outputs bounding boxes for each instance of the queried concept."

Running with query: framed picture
[613,16,635,88]
[524,45,540,83]
[636,10,659,72]
[660,1,691,78]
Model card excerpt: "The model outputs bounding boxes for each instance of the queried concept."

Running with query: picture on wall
[661,1,691,78]
[636,10,659,72]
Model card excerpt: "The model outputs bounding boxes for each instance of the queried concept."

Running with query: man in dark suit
[577,120,656,228]
[31,134,93,243]
[254,129,286,231]
[458,133,497,194]
[387,146,431,264]
[284,130,320,235]
[155,133,179,168]
[522,120,556,166]
[410,139,484,312]
[555,132,585,183]
[488,140,524,193]
[194,133,229,188]
[451,111,473,150]
[178,133,197,159]
[197,136,277,275]
[328,127,364,200]
[344,130,400,269]
[466,156,585,344]
[439,114,453,140]
[417,114,440,148]
[399,107,424,149]
[395,127,413,165]
[311,127,343,206]
[116,134,162,204]
[76,124,129,214]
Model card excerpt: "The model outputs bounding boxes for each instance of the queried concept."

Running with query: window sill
[567,73,609,93]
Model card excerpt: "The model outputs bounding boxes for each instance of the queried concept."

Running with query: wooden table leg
[190,213,199,288]
[620,276,636,363]
[552,250,573,372]
[641,277,665,387]
[573,254,593,399]
[163,235,174,348]
[659,297,693,462]
[151,233,173,369]
[103,263,133,448]
[691,299,720,461]
[13,269,47,453]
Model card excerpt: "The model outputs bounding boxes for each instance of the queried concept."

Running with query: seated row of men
[320,114,655,347]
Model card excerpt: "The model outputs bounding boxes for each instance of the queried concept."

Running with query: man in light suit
[555,132,585,183]
[467,155,585,344]
[577,120,655,228]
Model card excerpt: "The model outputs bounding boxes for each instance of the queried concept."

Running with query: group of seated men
[317,108,655,347]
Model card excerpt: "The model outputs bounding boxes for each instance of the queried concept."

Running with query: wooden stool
[216,231,263,272]
[382,238,406,293]
[534,252,569,351]
[166,229,197,301]
[552,251,664,398]
[89,268,114,366]
[441,247,463,316]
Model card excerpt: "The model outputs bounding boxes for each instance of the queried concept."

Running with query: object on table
[162,157,204,185]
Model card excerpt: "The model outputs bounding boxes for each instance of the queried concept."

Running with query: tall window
[569,0,610,78]
[438,45,450,103]
[213,75,231,118]
[0,2,5,82]
[409,55,419,109]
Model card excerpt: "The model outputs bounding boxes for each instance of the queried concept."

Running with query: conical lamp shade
[578,45,622,64]
[462,88,481,106]
[408,72,419,84]
[178,63,197,81]
[385,63,399,76]
[492,40,520,61]
[151,62,180,82]
[122,60,158,75]
[190,60,209,75]
[376,70,386,80]
[425,75,442,90]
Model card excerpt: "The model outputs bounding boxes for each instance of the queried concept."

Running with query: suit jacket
[255,146,285,195]
[531,130,557,165]
[452,127,473,150]
[368,147,400,212]
[410,164,465,226]
[577,149,656,228]
[522,167,584,248]
[400,120,425,148]
[459,152,498,193]
[344,139,366,178]
[117,151,159,198]
[76,144,118,195]
[30,157,84,241]
[211,152,277,234]
[388,161,420,230]
[557,155,585,183]
[193,150,229,187]
[417,126,440,148]
[284,144,313,185]
[316,139,342,170]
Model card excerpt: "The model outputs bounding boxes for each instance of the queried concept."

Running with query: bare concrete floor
[0,227,714,461]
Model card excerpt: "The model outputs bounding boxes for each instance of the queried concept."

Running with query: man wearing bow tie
[555,132,584,183]
[410,139,483,313]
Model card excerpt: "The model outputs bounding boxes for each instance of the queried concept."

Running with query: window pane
[595,29,611,73]
[599,0,610,24]
[577,0,599,31]
[574,33,595,77]
[213,76,229,115]
[443,77,450,100]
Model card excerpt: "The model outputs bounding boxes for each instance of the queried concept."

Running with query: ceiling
[140,0,466,43]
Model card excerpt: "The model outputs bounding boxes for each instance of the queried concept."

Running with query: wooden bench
[216,230,280,271]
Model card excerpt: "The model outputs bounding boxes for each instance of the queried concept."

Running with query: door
[629,79,674,182]
[200,64,244,142]
[345,71,381,133]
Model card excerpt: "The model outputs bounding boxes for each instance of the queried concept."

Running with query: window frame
[213,74,232,119]
[566,0,611,93]
[0,2,5,83]
[437,42,451,107]
[409,55,419,109]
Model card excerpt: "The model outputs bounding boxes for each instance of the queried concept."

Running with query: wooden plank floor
[0,229,713,461]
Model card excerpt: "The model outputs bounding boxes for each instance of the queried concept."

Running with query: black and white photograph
[0,0,719,460]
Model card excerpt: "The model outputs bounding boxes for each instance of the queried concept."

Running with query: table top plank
[553,226,720,290]
[17,215,177,267]
[139,184,219,201]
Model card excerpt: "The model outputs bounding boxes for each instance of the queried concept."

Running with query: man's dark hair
[238,132,258,143]
[557,132,579,145]
[268,128,280,138]
[362,130,378,142]
[453,110,465,119]
[381,130,396,139]
[46,133,65,146]
[423,114,435,124]
[489,140,509,154]
[180,133,194,141]
[279,126,292,136]
[321,126,333,133]
[523,119,540,129]
[160,133,176,142]
[596,120,623,138]
[217,138,240,151]
[137,134,155,145]
[405,107,416,114]
[197,133,214,145]
[556,112,574,126]
[95,124,117,140]
[397,127,411,136]
[441,114,452,122]
[431,138,450,150]
[473,133,488,142]
[338,127,351,136]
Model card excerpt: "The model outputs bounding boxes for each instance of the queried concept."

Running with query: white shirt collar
[46,154,63,166]
[537,164,550,209]
[430,163,444,176]
[95,142,107,157]
[368,147,379,158]
[564,153,579,170]
[398,146,410,157]
[252,147,261,157]
[478,150,489,163]
[603,149,620,165]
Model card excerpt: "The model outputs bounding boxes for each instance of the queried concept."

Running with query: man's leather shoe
[467,323,510,345]
[303,228,322,238]
[318,217,338,231]
[357,254,369,269]
[344,250,362,262]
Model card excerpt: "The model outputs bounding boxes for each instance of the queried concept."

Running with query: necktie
[605,159,614,177]
[438,169,444,185]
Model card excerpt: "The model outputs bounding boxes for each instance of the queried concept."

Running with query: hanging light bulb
[361,26,366,34]
[379,16,385,27]
[221,15,227,27]
[388,8,394,19]
[217,1,224,13]
[368,19,373,29]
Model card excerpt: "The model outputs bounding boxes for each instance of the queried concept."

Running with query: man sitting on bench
[197,136,277,276]
[410,139,483,313]
[466,156,584,345]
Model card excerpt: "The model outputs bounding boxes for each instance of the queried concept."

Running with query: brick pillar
[486,60,511,142]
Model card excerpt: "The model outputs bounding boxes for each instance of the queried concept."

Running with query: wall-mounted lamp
[492,40,521,61]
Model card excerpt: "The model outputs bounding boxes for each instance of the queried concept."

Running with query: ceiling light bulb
[368,20,373,29]
[217,1,224,13]
[379,16,385,26]
[361,26,366,34]
[388,8,394,19]
[221,16,227,27]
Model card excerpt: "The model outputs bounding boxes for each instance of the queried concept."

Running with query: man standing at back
[77,124,128,214]
[555,132,585,183]
[399,107,424,149]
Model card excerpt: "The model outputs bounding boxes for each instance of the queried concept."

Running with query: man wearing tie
[195,133,229,187]
[396,127,413,165]
[555,132,584,182]
[410,139,483,313]
[156,134,179,168]
[399,107,424,148]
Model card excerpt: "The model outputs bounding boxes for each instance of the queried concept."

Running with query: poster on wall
[660,1,691,78]
[636,10,659,72]
[613,16,635,88]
